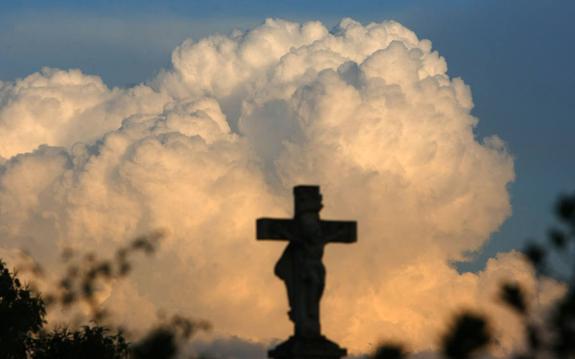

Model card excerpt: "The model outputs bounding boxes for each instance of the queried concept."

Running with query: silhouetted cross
[256,213,357,244]
[256,185,356,341]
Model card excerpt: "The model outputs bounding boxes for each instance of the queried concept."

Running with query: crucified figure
[257,185,356,339]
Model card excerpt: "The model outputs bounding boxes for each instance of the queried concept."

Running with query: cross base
[268,335,347,359]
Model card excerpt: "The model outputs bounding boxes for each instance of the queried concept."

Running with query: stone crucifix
[257,185,356,359]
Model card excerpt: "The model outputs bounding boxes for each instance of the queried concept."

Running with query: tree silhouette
[0,231,210,358]
[441,312,491,359]
[45,231,164,322]
[131,315,210,359]
[370,344,407,359]
[0,260,45,358]
[31,326,128,359]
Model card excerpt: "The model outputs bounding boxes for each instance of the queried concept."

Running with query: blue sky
[1,0,574,271]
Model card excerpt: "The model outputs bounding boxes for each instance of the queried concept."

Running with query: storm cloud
[0,18,555,355]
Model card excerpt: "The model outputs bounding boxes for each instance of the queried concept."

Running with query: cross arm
[257,218,357,243]
[256,218,294,241]
[321,220,357,243]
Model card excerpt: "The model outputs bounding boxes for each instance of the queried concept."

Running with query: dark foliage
[523,243,545,270]
[556,193,575,224]
[0,260,46,358]
[131,315,210,359]
[31,326,128,359]
[550,291,575,356]
[371,344,407,359]
[48,231,164,322]
[0,231,210,358]
[500,192,575,359]
[441,312,490,359]
[500,282,528,315]
[131,328,176,359]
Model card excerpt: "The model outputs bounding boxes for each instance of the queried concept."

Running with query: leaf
[442,312,491,359]
[523,243,545,268]
[372,344,406,359]
[500,282,528,315]
[548,228,567,249]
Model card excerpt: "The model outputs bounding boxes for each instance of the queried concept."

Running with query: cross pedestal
[257,185,356,359]
[268,335,348,359]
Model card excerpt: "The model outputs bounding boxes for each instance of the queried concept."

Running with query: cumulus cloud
[0,17,550,356]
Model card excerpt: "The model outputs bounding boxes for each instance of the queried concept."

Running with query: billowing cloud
[0,18,551,356]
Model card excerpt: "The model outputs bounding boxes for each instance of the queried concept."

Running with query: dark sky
[1,0,574,271]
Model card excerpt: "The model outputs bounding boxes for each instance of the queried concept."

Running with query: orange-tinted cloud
[0,18,553,356]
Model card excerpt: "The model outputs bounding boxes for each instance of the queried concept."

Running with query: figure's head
[293,185,323,215]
